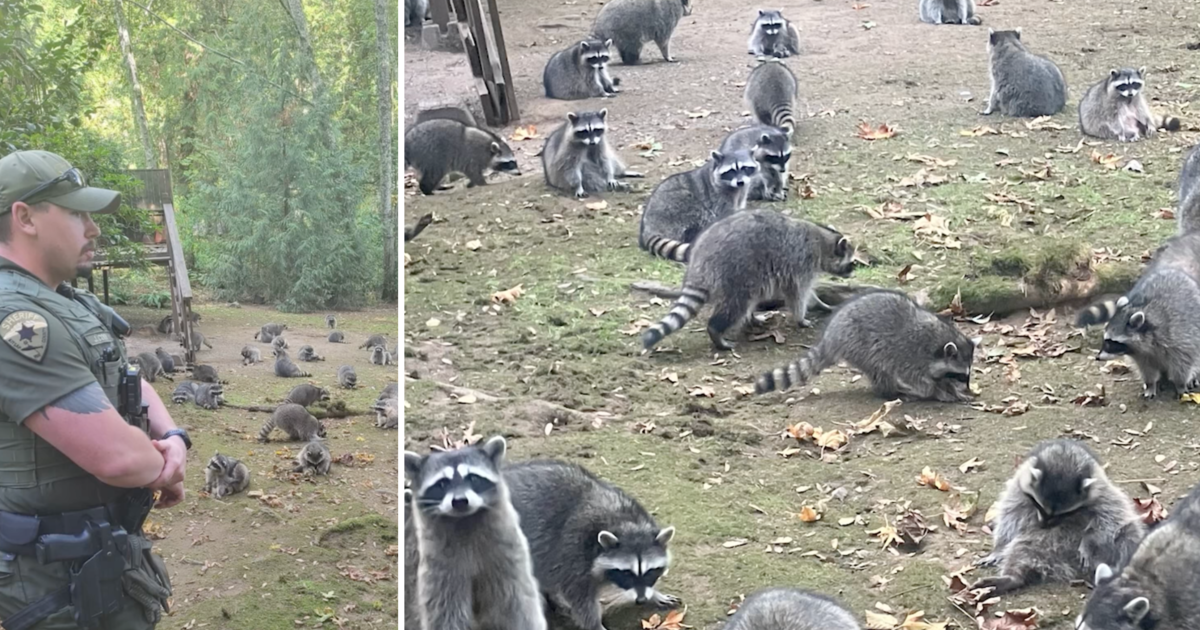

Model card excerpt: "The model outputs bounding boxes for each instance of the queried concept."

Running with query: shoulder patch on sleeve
[0,310,49,363]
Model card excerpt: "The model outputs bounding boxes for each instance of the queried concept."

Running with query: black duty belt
[0,504,120,559]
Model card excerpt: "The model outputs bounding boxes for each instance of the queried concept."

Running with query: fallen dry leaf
[641,609,688,630]
[918,466,953,492]
[943,494,977,533]
[1133,497,1169,525]
[491,284,524,304]
[856,122,898,140]
[897,263,913,284]
[959,457,984,474]
[1072,384,1108,407]
[688,385,715,398]
[1025,116,1069,131]
[864,611,899,630]
[510,125,538,141]
[798,505,821,522]
[585,200,608,211]
[1090,150,1121,169]
[960,125,1000,137]
[849,399,903,436]
[912,213,962,249]
[981,608,1038,630]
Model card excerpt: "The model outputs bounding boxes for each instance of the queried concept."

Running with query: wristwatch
[162,428,192,450]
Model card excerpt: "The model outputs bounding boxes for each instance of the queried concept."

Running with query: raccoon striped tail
[755,340,835,394]
[257,420,275,442]
[771,104,796,136]
[1075,297,1125,327]
[642,287,709,349]
[1160,115,1182,132]
[641,235,692,263]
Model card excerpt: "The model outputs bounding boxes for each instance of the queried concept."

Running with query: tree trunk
[114,0,156,168]
[279,0,326,99]
[374,0,397,301]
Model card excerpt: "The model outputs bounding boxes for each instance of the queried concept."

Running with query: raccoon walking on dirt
[258,403,326,442]
[724,587,862,630]
[543,39,620,100]
[131,352,171,383]
[204,452,250,498]
[745,57,798,135]
[972,439,1146,596]
[273,348,311,378]
[542,109,643,199]
[756,290,981,401]
[405,437,547,630]
[980,28,1067,117]
[327,331,345,343]
[747,10,801,57]
[414,106,477,129]
[718,124,792,202]
[1075,481,1200,630]
[918,0,981,25]
[293,439,332,476]
[503,459,680,630]
[638,150,759,263]
[1079,67,1181,142]
[285,383,330,407]
[255,323,286,342]
[590,0,692,65]
[643,211,855,352]
[404,119,521,195]
[359,334,388,350]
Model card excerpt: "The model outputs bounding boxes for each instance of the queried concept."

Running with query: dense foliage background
[0,0,398,311]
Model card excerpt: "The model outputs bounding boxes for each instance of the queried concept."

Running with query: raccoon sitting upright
[724,587,862,630]
[337,365,358,389]
[258,403,326,442]
[542,109,642,199]
[643,211,855,352]
[1079,67,1181,142]
[590,0,691,65]
[503,459,680,630]
[405,437,547,630]
[293,439,332,476]
[297,345,325,362]
[981,28,1067,117]
[1076,481,1200,630]
[747,10,801,57]
[543,39,620,100]
[972,439,1146,596]
[204,452,250,498]
[274,348,311,378]
[404,119,521,195]
[370,345,393,366]
[918,0,981,25]
[756,290,980,402]
[718,124,791,201]
[745,57,798,135]
[638,149,758,263]
[1179,144,1200,235]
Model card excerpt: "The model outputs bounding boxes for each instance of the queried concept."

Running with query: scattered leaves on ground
[491,284,524,304]
[1133,497,1169,525]
[642,609,689,630]
[918,467,953,491]
[857,122,898,140]
[509,125,538,141]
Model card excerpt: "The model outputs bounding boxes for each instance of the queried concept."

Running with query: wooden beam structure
[420,0,519,126]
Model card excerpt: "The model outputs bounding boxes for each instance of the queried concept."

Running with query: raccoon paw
[974,553,1001,568]
[652,593,682,610]
[711,338,735,352]
[574,188,589,199]
[971,575,1020,596]
[797,317,814,329]
[606,180,629,192]
[1142,383,1158,399]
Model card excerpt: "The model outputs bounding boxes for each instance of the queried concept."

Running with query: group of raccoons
[403,0,1200,627]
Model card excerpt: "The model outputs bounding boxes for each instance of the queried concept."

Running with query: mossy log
[222,400,362,419]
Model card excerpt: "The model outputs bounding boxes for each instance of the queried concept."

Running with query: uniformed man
[0,150,191,629]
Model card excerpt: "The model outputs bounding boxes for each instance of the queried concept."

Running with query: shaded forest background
[0,0,399,311]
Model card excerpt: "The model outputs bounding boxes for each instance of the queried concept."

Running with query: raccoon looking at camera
[293,439,332,476]
[370,345,393,366]
[336,365,358,389]
[638,149,759,263]
[747,10,801,57]
[404,119,521,195]
[590,0,692,65]
[543,39,620,100]
[1079,67,1181,142]
[718,124,792,201]
[542,109,643,199]
[980,28,1067,117]
[918,0,981,25]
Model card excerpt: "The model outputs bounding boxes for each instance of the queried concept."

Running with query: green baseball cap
[0,150,121,215]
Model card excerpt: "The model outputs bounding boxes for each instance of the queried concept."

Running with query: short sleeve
[0,303,97,425]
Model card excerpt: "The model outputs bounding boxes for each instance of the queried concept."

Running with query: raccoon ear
[489,141,502,156]
[599,108,608,120]
[1116,295,1129,308]
[970,335,984,347]
[480,435,507,465]
[580,40,591,51]
[1015,27,1022,36]
[1139,66,1147,77]
[655,526,676,545]
[604,38,612,48]
[711,150,723,161]
[404,451,425,480]
[1028,465,1043,483]
[759,133,771,145]
[1094,563,1114,584]
[1123,597,1150,623]
[566,112,579,123]
[758,8,764,15]
[1130,311,1146,331]
[1081,477,1096,492]
[598,530,619,549]
[943,341,959,358]
[835,236,851,256]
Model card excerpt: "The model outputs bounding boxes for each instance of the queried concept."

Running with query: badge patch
[0,311,49,363]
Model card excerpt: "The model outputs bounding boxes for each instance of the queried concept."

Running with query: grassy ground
[104,269,398,629]
[403,0,1200,627]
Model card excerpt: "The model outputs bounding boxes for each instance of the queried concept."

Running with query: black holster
[66,521,128,629]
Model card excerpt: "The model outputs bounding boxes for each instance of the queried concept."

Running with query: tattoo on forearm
[41,382,113,420]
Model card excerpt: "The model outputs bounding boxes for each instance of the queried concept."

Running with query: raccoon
[755,289,981,402]
[404,0,428,27]
[747,10,801,58]
[370,345,393,366]
[274,348,312,378]
[255,323,287,342]
[297,345,325,362]
[156,311,200,334]
[981,28,1067,117]
[718,124,791,202]
[373,397,399,429]
[638,149,759,263]
[258,403,326,442]
[194,383,225,410]
[643,211,854,352]
[203,452,250,499]
[404,119,521,195]
[285,383,330,407]
[404,437,547,630]
[542,109,642,199]
[190,364,219,384]
[131,352,169,383]
[724,587,862,630]
[241,345,262,366]
[403,489,422,630]
[337,365,358,389]
[170,381,200,405]
[918,0,981,25]
[1076,481,1200,630]
[590,0,691,65]
[378,381,399,401]
[544,39,620,100]
[293,439,332,476]
[503,459,680,630]
[1079,67,1181,142]
[745,57,798,135]
[1180,144,1200,235]
[972,439,1146,596]
[154,347,177,373]
[359,334,389,350]
[272,336,289,351]
[1075,232,1200,398]
[414,106,477,129]
[327,331,346,343]
[325,314,336,329]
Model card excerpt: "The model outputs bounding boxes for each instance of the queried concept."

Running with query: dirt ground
[403,0,1200,628]
[110,298,399,628]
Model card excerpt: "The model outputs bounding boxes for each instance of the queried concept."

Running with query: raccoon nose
[635,592,648,605]
[451,497,469,511]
